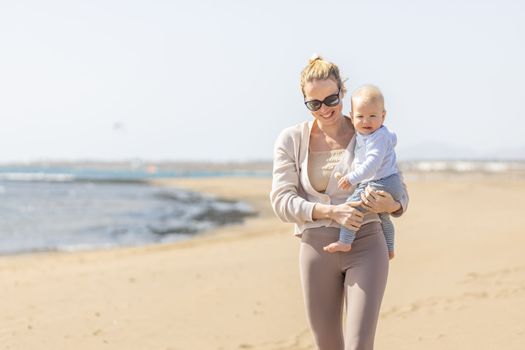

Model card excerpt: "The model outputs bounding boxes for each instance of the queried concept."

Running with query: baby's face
[351,99,385,135]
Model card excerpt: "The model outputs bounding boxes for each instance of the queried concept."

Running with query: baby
[323,85,404,259]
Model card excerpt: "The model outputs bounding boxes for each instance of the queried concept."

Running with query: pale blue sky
[1,0,524,162]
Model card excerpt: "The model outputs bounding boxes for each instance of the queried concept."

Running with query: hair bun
[309,53,323,64]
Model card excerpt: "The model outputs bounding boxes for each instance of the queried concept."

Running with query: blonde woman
[270,55,408,350]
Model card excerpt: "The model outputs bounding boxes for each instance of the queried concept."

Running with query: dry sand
[1,175,524,349]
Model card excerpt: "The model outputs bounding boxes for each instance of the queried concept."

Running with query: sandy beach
[1,175,525,349]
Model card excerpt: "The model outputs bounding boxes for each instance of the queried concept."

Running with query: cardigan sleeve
[270,129,316,224]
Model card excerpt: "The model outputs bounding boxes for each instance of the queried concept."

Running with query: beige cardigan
[270,117,408,237]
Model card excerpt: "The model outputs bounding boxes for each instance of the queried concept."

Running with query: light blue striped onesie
[339,125,406,252]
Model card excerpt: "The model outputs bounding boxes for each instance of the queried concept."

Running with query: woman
[270,55,408,350]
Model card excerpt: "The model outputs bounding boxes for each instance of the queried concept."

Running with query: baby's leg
[324,184,367,253]
[323,230,354,253]
[379,212,395,257]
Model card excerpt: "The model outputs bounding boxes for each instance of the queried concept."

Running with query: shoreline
[0,177,281,263]
[1,172,521,259]
[0,176,263,257]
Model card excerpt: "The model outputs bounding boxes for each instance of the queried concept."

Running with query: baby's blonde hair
[300,54,347,96]
[351,84,385,110]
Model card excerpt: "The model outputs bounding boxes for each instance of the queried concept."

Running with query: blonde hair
[300,54,347,96]
[351,84,385,110]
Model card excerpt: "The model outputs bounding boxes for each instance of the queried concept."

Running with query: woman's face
[303,78,343,127]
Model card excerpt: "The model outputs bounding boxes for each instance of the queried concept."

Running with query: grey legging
[299,222,389,350]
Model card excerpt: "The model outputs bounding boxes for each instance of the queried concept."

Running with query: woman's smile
[320,110,335,119]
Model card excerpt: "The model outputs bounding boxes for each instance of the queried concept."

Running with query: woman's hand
[330,202,364,231]
[360,186,401,214]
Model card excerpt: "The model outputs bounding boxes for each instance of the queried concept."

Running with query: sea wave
[399,161,525,173]
[0,168,270,183]
[0,172,150,184]
[0,172,76,182]
[0,180,257,255]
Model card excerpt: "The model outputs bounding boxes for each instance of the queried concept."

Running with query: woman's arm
[360,172,409,216]
[270,130,316,224]
[270,129,365,230]
[360,188,400,213]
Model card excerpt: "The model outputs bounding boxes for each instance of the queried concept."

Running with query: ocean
[0,165,260,255]
[1,160,522,255]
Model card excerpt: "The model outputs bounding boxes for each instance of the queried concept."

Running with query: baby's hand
[336,173,352,190]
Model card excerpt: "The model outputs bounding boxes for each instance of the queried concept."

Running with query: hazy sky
[1,0,524,162]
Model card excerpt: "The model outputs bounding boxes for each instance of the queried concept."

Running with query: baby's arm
[346,132,389,186]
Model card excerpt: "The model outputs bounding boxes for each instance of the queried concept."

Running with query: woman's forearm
[312,203,333,220]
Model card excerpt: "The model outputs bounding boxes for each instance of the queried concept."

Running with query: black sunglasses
[304,89,341,111]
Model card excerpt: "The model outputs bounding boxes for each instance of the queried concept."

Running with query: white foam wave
[400,161,525,173]
[0,172,75,182]
[55,243,119,252]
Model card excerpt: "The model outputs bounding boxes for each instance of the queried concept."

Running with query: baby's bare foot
[389,251,395,260]
[323,242,352,253]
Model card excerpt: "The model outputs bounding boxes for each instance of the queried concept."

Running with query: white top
[270,117,408,237]
[307,149,345,192]
[347,125,398,185]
